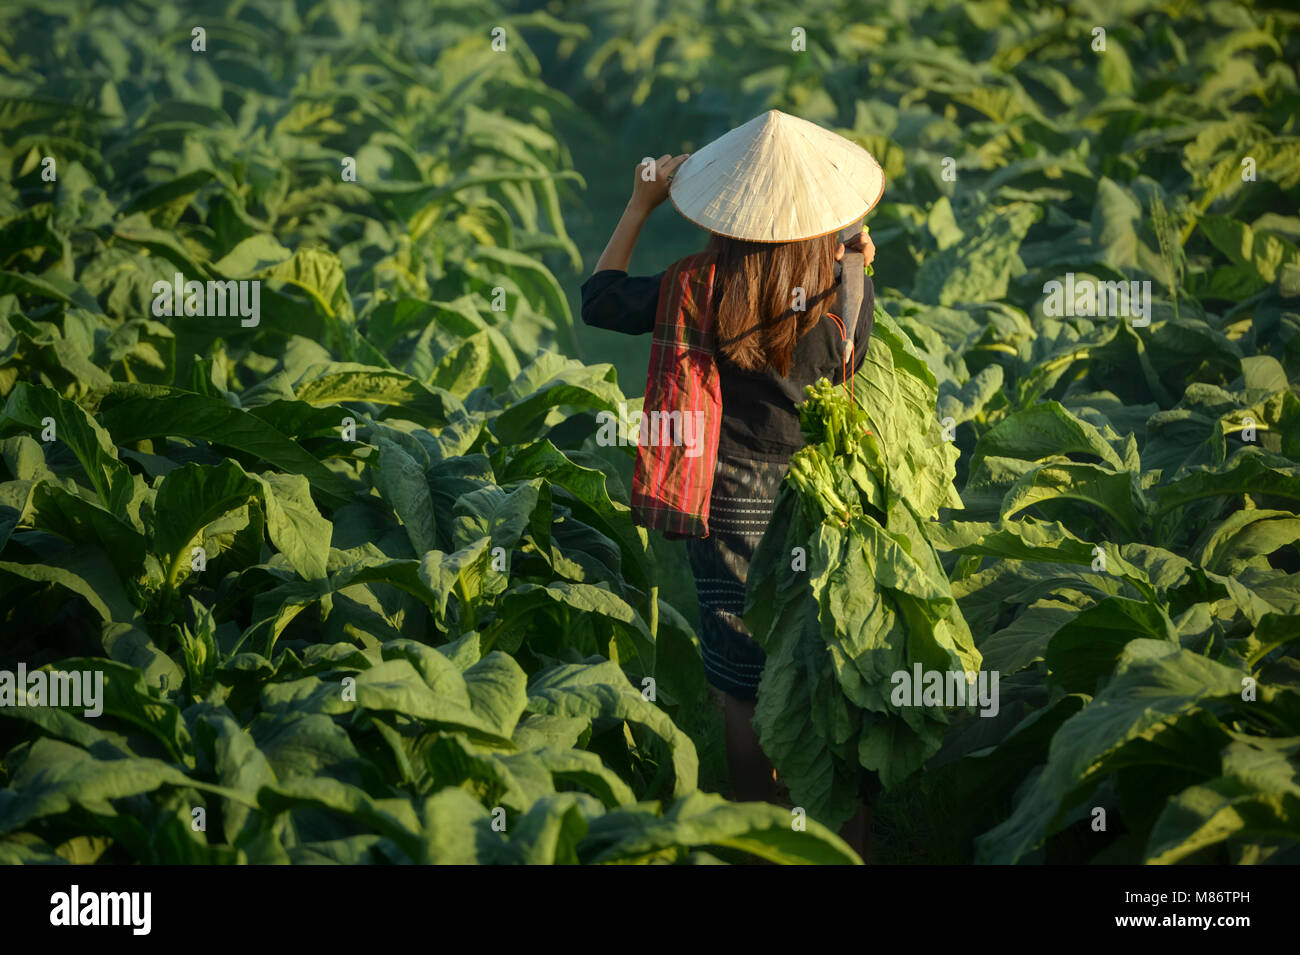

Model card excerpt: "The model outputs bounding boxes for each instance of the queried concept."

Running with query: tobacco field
[0,0,1298,865]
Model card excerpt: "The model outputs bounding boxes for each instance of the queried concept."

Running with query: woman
[580,110,881,854]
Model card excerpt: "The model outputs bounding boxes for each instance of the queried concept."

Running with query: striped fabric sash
[631,252,722,539]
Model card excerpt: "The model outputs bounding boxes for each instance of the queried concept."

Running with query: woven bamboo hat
[667,109,885,243]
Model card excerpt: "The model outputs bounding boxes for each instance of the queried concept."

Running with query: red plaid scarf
[631,253,722,539]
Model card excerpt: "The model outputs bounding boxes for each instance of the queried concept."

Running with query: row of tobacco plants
[0,0,857,864]
[544,0,1300,862]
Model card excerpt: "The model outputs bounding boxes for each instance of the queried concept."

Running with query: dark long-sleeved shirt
[581,260,874,462]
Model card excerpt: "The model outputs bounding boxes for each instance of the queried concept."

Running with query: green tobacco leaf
[193,710,278,844]
[256,471,331,580]
[264,248,355,323]
[751,379,976,824]
[971,400,1124,473]
[452,479,545,554]
[492,794,589,865]
[526,661,698,796]
[1197,509,1300,575]
[354,658,508,742]
[752,554,862,830]
[121,169,214,216]
[492,362,625,445]
[369,297,520,383]
[1144,740,1300,863]
[937,364,1004,426]
[247,558,450,650]
[975,640,1247,864]
[111,222,211,278]
[1045,597,1176,693]
[249,711,360,782]
[430,331,494,397]
[2,657,191,763]
[523,748,636,809]
[418,537,497,628]
[581,791,860,865]
[979,599,1078,675]
[652,596,708,706]
[1,383,133,516]
[1200,214,1300,284]
[259,776,423,862]
[497,439,649,590]
[23,482,145,579]
[0,547,137,626]
[930,518,1172,596]
[416,786,500,864]
[851,307,962,517]
[1158,447,1300,513]
[0,738,245,834]
[461,651,529,740]
[100,390,353,504]
[0,270,103,313]
[470,244,580,355]
[384,638,474,700]
[154,460,328,590]
[372,437,437,554]
[1091,177,1145,272]
[294,366,461,427]
[912,201,1040,306]
[483,580,654,667]
[1001,462,1148,539]
[211,234,293,276]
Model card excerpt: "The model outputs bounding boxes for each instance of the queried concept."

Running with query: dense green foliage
[0,0,857,864]
[2,0,1299,864]
[710,0,1300,862]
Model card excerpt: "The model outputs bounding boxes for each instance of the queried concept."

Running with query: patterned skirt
[686,454,791,701]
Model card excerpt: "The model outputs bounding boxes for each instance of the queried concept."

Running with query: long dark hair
[706,231,839,376]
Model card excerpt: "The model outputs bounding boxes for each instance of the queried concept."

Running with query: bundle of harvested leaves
[746,324,981,830]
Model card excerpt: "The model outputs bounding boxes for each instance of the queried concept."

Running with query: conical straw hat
[668,109,885,243]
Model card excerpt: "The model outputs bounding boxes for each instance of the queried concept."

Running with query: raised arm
[592,153,690,273]
[582,153,689,335]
